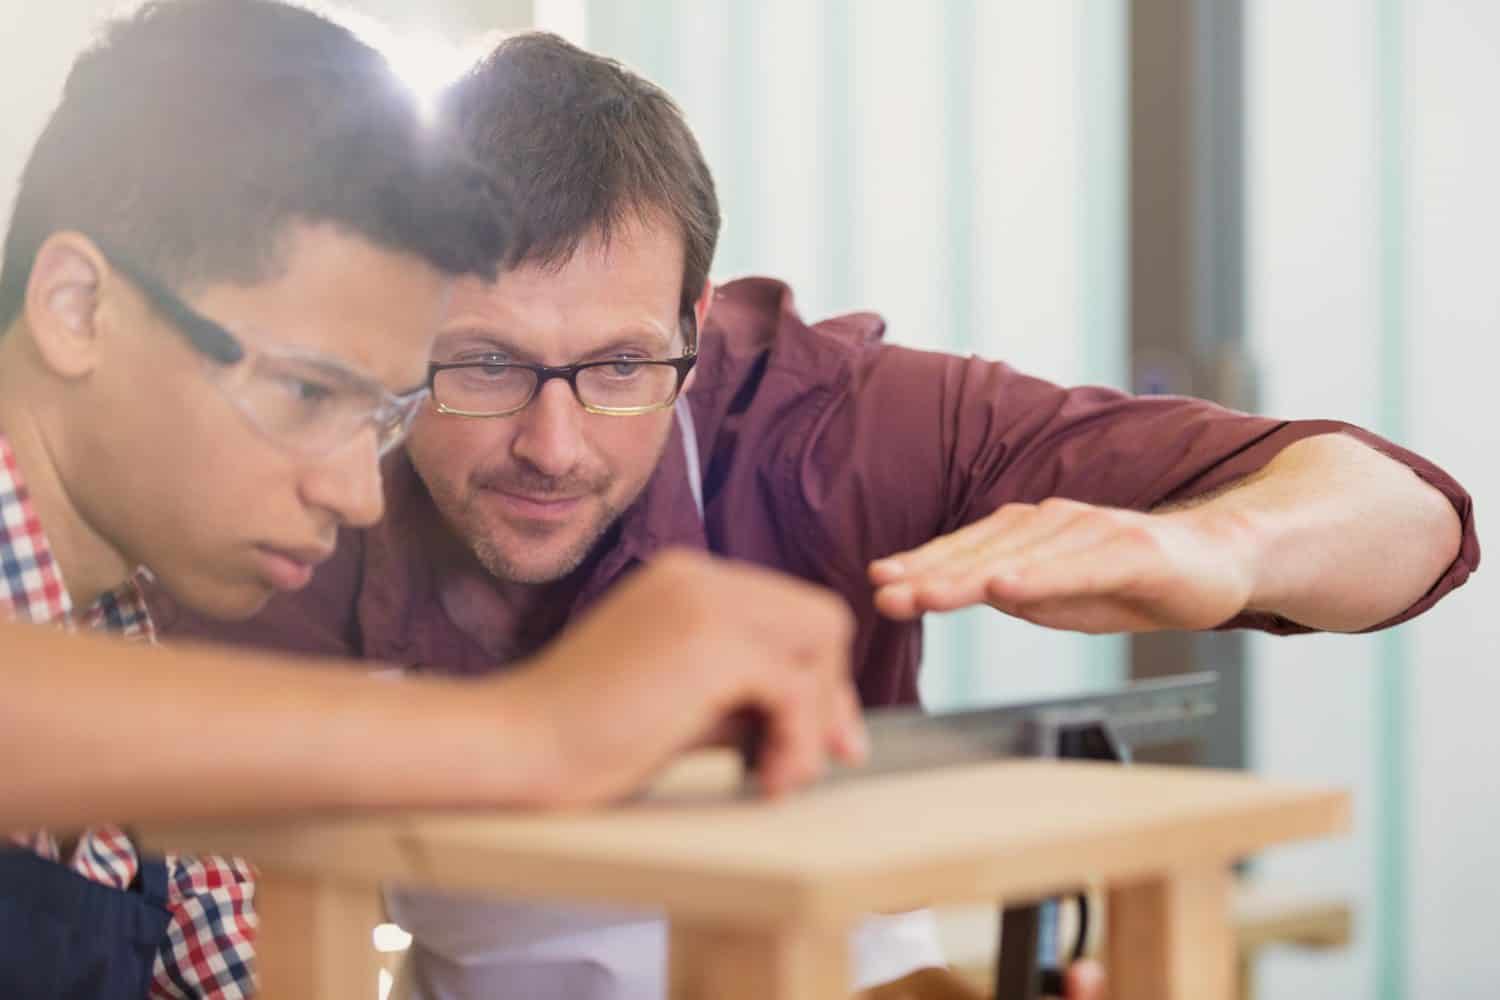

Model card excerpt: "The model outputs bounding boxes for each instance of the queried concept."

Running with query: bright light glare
[380,32,467,121]
[372,922,413,953]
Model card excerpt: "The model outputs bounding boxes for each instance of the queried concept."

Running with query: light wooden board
[142,759,1348,926]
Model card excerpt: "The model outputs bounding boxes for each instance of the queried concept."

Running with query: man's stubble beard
[466,495,625,585]
[435,430,672,586]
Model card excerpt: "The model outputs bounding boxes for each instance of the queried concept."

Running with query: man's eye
[455,352,510,366]
[599,351,653,372]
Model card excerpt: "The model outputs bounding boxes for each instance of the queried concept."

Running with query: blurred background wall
[2,2,1494,996]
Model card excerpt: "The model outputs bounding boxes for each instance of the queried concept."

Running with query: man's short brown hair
[441,33,720,321]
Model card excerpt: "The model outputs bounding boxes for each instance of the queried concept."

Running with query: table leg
[669,919,849,1000]
[1107,863,1235,1000]
[253,870,385,999]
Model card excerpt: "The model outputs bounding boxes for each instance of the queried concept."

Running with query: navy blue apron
[0,846,172,999]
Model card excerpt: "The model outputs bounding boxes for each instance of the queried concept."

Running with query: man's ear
[684,279,714,394]
[23,232,110,379]
[693,278,714,335]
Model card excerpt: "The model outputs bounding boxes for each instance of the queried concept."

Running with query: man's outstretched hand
[871,497,1256,634]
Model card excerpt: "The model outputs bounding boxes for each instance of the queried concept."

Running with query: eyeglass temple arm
[102,249,244,365]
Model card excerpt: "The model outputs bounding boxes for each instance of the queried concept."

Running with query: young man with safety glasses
[0,4,864,997]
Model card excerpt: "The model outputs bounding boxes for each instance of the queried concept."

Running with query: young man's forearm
[0,623,546,830]
[1167,433,1462,632]
[3,549,871,828]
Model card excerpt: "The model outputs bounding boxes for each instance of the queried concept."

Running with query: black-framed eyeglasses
[98,242,430,457]
[428,314,698,418]
[103,250,246,365]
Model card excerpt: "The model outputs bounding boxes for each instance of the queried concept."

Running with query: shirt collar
[537,401,703,624]
[621,399,711,555]
[0,432,155,640]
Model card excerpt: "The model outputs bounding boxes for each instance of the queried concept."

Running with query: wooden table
[141,757,1348,1000]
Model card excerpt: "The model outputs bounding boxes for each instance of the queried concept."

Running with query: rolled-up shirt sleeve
[798,344,1478,635]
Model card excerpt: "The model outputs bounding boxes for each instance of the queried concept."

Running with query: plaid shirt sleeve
[2,434,262,999]
[88,584,264,1000]
[152,855,259,999]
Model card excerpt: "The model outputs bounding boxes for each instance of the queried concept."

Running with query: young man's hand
[870,497,1256,634]
[497,549,868,806]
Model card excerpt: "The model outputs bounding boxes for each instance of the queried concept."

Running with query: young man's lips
[254,544,331,591]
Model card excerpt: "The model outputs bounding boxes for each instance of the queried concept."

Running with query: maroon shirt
[152,277,1480,707]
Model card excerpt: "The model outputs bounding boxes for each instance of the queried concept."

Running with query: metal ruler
[829,671,1217,782]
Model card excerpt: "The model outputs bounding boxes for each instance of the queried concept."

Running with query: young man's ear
[23,232,110,379]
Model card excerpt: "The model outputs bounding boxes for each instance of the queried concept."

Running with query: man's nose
[509,378,586,477]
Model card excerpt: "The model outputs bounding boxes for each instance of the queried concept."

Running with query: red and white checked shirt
[1,434,259,998]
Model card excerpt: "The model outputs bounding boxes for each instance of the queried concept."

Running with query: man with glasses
[0,5,867,998]
[166,30,1477,1000]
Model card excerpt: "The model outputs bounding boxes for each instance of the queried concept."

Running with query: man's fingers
[878,566,1002,619]
[989,509,1145,577]
[986,539,1151,607]
[877,511,1124,618]
[963,501,1100,569]
[872,581,918,619]
[994,593,1164,633]
[928,515,1123,602]
[872,508,1063,617]
[869,501,1057,583]
[870,516,1008,585]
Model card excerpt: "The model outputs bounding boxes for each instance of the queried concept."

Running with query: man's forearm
[1165,432,1462,632]
[0,623,546,830]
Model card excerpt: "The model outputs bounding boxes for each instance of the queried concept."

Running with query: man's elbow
[1403,472,1465,600]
